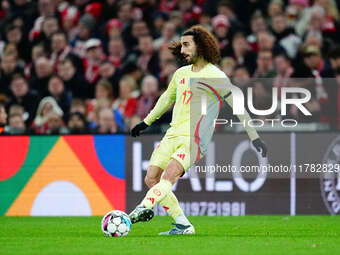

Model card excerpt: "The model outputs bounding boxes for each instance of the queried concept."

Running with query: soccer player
[129,25,267,235]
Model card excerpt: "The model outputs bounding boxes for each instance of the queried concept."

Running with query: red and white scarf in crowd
[49,45,72,73]
[83,55,107,84]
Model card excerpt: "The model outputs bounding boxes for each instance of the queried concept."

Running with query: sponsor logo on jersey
[177,153,186,160]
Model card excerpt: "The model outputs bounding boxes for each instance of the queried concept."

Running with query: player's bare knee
[144,175,159,188]
[162,159,184,184]
[145,165,162,188]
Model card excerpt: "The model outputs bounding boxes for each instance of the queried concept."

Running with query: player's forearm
[236,110,259,141]
[143,93,174,126]
[224,94,259,141]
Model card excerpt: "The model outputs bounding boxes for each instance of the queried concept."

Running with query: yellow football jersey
[144,63,259,156]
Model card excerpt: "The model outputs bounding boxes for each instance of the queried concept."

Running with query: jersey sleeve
[143,71,177,126]
[222,78,259,141]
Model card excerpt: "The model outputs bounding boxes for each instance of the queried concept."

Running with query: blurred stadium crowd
[0,0,340,135]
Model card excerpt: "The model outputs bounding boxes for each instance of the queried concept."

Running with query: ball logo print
[321,135,340,215]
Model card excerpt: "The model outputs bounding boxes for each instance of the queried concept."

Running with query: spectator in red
[158,0,177,13]
[257,31,278,52]
[50,31,81,73]
[83,38,107,92]
[113,75,138,125]
[24,43,47,79]
[31,0,56,35]
[178,0,202,24]
[247,12,268,52]
[84,2,102,21]
[211,14,231,57]
[31,16,60,51]
[31,96,63,134]
[60,5,80,41]
[87,79,113,124]
[307,3,339,42]
[106,19,122,39]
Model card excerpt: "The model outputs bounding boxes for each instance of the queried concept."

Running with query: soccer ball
[101,210,132,237]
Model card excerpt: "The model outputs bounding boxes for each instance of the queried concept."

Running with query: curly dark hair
[169,25,221,65]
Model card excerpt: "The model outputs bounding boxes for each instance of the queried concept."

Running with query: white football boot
[159,223,195,235]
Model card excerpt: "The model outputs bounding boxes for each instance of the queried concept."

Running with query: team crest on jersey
[153,188,161,196]
[180,78,185,84]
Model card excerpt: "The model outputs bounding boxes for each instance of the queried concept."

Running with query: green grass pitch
[1,216,339,255]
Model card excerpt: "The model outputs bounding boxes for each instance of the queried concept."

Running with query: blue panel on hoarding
[93,135,125,179]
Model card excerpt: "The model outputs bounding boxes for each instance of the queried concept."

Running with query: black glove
[131,121,149,137]
[252,138,267,157]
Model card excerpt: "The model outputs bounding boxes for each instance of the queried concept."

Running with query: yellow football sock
[141,179,172,209]
[159,191,183,218]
